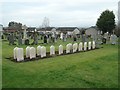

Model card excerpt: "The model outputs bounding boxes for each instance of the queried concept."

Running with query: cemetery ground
[2,39,118,88]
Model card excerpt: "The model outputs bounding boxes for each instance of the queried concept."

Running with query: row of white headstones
[13,41,95,62]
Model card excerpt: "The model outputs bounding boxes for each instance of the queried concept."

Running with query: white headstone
[26,46,30,58]
[110,34,117,45]
[73,43,78,53]
[78,42,83,51]
[16,48,24,62]
[84,42,87,51]
[66,43,72,53]
[92,41,95,49]
[59,45,63,55]
[69,43,73,51]
[37,45,41,56]
[88,41,91,50]
[30,47,36,59]
[41,46,46,58]
[50,45,55,56]
[13,47,18,59]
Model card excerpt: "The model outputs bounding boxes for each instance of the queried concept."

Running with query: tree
[8,21,22,32]
[96,10,115,34]
[42,17,50,28]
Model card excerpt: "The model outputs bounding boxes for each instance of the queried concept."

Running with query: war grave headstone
[78,42,83,51]
[73,43,78,53]
[30,47,36,59]
[41,46,46,58]
[13,47,18,59]
[66,44,71,54]
[92,41,95,49]
[84,42,87,51]
[50,45,55,56]
[59,45,63,55]
[88,41,91,50]
[14,47,24,61]
[26,46,30,58]
[37,45,41,56]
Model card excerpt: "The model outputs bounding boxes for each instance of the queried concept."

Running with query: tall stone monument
[22,25,29,45]
[22,25,28,39]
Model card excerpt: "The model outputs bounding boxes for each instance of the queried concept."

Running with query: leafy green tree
[96,10,115,34]
[8,21,22,32]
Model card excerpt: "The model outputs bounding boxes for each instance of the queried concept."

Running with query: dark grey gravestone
[18,33,22,45]
[9,33,14,45]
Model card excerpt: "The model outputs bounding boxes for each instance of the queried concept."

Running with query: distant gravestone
[26,46,30,58]
[41,46,46,58]
[50,45,55,56]
[84,42,87,51]
[9,33,14,45]
[78,42,83,51]
[37,45,41,56]
[82,34,86,42]
[88,41,91,50]
[73,43,78,53]
[18,33,22,45]
[30,47,36,59]
[14,47,24,61]
[110,34,117,45]
[34,35,38,45]
[22,25,28,39]
[44,35,47,43]
[92,41,95,49]
[104,32,110,44]
[59,45,63,55]
[60,33,63,40]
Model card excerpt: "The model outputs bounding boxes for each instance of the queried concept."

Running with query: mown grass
[2,39,118,88]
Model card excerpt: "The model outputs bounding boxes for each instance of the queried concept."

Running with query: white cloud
[1,0,119,27]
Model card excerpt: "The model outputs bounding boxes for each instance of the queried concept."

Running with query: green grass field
[2,39,118,88]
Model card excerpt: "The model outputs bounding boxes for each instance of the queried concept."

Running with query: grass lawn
[2,39,118,88]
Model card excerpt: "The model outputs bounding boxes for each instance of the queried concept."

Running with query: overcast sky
[1,0,119,27]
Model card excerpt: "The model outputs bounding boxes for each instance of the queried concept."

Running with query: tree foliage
[96,10,115,34]
[8,21,22,31]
